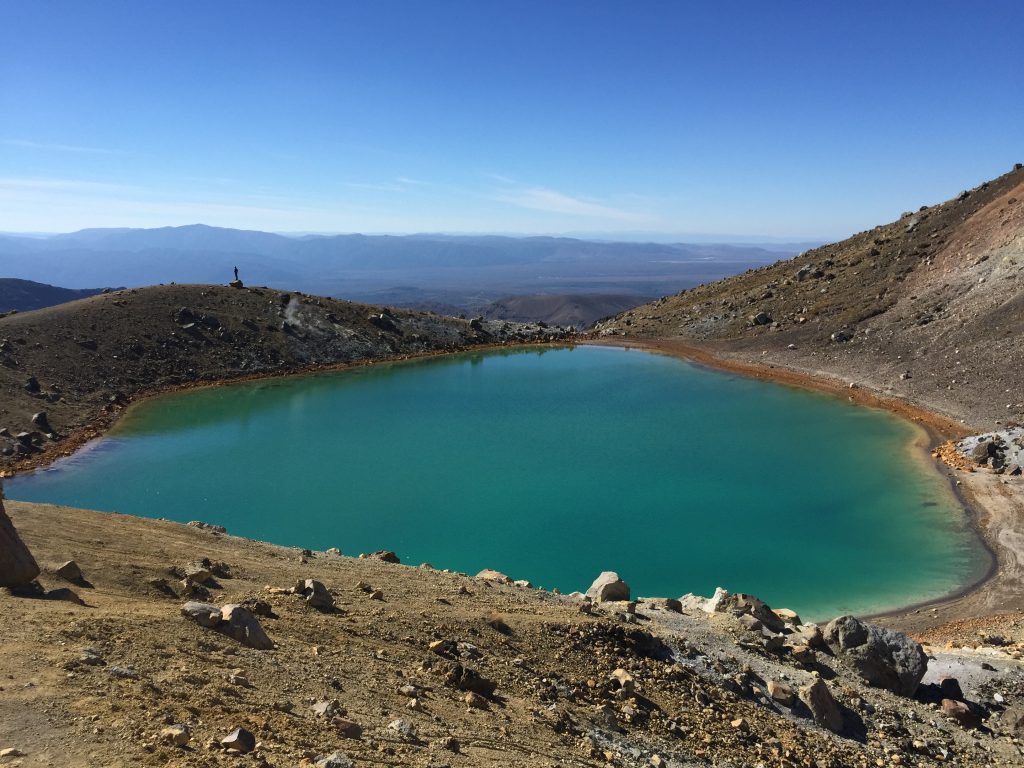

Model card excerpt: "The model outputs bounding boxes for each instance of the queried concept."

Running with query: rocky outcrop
[823,615,928,696]
[0,481,40,587]
[703,587,787,633]
[955,428,1024,474]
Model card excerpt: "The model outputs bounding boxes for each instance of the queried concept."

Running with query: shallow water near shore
[8,345,986,620]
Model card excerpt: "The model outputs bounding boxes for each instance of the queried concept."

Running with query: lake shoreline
[6,331,1018,635]
[8,336,996,627]
[585,336,1022,637]
[0,338,569,479]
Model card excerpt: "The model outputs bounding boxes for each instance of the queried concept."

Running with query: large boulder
[586,571,630,602]
[0,483,40,588]
[823,615,927,696]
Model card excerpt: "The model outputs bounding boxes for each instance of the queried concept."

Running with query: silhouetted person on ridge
[234,266,239,281]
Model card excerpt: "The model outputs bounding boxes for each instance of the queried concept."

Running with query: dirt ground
[2,500,1024,767]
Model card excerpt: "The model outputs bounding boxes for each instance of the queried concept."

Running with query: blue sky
[1,1,1022,239]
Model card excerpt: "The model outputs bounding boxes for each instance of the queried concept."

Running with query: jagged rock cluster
[956,427,1024,475]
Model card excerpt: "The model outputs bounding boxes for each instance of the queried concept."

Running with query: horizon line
[0,224,830,246]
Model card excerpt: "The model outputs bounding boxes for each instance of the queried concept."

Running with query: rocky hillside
[596,165,1024,428]
[0,278,114,313]
[0,283,569,473]
[2,498,1023,767]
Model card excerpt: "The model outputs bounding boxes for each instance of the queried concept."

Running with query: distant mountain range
[0,226,805,314]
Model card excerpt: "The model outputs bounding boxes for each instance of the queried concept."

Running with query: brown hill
[0,278,114,313]
[0,283,569,474]
[596,164,1024,428]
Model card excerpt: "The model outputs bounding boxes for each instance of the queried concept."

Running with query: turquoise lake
[6,345,987,620]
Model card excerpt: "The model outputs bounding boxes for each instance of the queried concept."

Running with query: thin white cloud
[0,176,137,193]
[2,138,123,155]
[495,186,653,222]
[341,177,430,193]
[486,173,517,185]
[341,181,405,192]
[0,175,387,231]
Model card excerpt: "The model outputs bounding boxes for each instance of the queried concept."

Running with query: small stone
[331,717,363,739]
[366,550,400,563]
[55,560,83,581]
[78,648,105,666]
[643,597,682,613]
[767,680,796,706]
[799,678,842,733]
[311,699,343,718]
[183,562,212,584]
[387,718,417,738]
[464,691,489,710]
[475,569,512,584]
[219,604,274,649]
[107,665,140,680]
[610,668,635,693]
[315,752,354,768]
[731,717,749,731]
[220,727,256,754]
[181,601,222,628]
[434,736,460,753]
[161,724,190,747]
[369,589,384,601]
[429,639,455,655]
[227,674,251,687]
[788,644,816,665]
[0,749,26,758]
[296,578,334,610]
[941,698,979,728]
